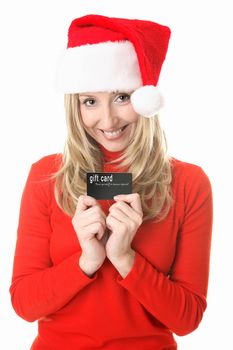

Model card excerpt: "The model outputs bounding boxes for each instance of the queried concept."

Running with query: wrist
[110,250,136,278]
[79,254,101,277]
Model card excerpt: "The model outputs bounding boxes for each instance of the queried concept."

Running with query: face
[78,91,139,152]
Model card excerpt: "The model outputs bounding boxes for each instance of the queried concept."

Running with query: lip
[99,124,128,132]
[99,124,129,140]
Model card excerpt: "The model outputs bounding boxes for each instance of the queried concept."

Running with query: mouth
[100,124,128,133]
[99,124,129,140]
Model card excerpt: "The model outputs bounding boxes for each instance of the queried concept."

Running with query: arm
[10,161,98,322]
[116,166,213,336]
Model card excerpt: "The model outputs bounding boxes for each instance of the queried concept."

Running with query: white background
[0,0,232,348]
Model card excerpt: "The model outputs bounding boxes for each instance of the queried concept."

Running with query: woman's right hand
[72,195,108,276]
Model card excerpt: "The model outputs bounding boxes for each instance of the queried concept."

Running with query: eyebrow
[79,94,98,98]
[78,90,131,98]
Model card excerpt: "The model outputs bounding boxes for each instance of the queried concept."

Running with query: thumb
[75,195,97,215]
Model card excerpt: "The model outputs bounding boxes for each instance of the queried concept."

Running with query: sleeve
[9,161,99,322]
[116,165,213,336]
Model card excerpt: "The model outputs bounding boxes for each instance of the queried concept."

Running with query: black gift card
[87,172,132,199]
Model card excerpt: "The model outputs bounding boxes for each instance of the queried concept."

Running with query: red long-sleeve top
[10,145,213,350]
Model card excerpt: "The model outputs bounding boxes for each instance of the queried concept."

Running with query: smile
[100,125,128,140]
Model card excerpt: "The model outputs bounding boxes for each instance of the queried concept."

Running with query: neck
[98,143,125,162]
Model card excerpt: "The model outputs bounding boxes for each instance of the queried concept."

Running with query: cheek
[127,109,139,134]
[125,104,139,122]
[80,111,96,129]
[82,120,94,129]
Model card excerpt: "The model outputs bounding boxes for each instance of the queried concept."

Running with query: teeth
[103,128,123,136]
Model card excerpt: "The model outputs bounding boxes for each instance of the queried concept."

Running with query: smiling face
[78,91,139,152]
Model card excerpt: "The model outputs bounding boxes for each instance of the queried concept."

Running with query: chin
[102,143,126,151]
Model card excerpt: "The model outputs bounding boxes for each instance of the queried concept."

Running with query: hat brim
[54,40,142,93]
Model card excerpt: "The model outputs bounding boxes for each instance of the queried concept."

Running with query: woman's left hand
[105,193,143,263]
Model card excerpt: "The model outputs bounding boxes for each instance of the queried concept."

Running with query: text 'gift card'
[87,172,132,200]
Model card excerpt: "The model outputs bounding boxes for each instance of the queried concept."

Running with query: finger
[106,214,119,231]
[89,213,107,227]
[106,214,114,230]
[82,222,105,240]
[109,201,132,217]
[110,201,141,225]
[99,228,109,243]
[77,208,106,228]
[113,193,143,216]
[75,195,97,215]
[108,207,128,223]
[95,222,106,240]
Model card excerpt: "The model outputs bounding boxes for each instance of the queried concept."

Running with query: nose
[99,103,119,129]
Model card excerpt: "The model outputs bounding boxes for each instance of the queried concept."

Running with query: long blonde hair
[49,93,174,223]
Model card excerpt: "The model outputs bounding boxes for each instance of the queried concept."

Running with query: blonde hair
[49,93,174,223]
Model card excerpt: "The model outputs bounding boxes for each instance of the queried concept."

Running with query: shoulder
[169,156,212,195]
[24,153,63,190]
[169,157,213,235]
[30,153,63,175]
[20,154,63,206]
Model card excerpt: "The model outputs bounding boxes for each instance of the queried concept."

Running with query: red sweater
[10,146,213,350]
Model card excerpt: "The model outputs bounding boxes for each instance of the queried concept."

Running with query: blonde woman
[10,14,213,350]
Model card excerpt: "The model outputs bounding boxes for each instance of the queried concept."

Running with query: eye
[81,98,96,107]
[116,94,130,103]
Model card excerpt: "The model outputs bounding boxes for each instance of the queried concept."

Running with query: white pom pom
[130,85,164,118]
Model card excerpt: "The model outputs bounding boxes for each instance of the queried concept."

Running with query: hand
[72,195,108,273]
[105,193,143,263]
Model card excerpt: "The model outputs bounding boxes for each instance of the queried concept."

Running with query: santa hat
[54,14,171,118]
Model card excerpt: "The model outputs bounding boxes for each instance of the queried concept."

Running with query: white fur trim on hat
[130,85,164,118]
[54,40,142,93]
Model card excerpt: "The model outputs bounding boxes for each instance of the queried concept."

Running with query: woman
[10,14,213,350]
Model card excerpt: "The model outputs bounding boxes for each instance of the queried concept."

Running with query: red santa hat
[54,14,171,118]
